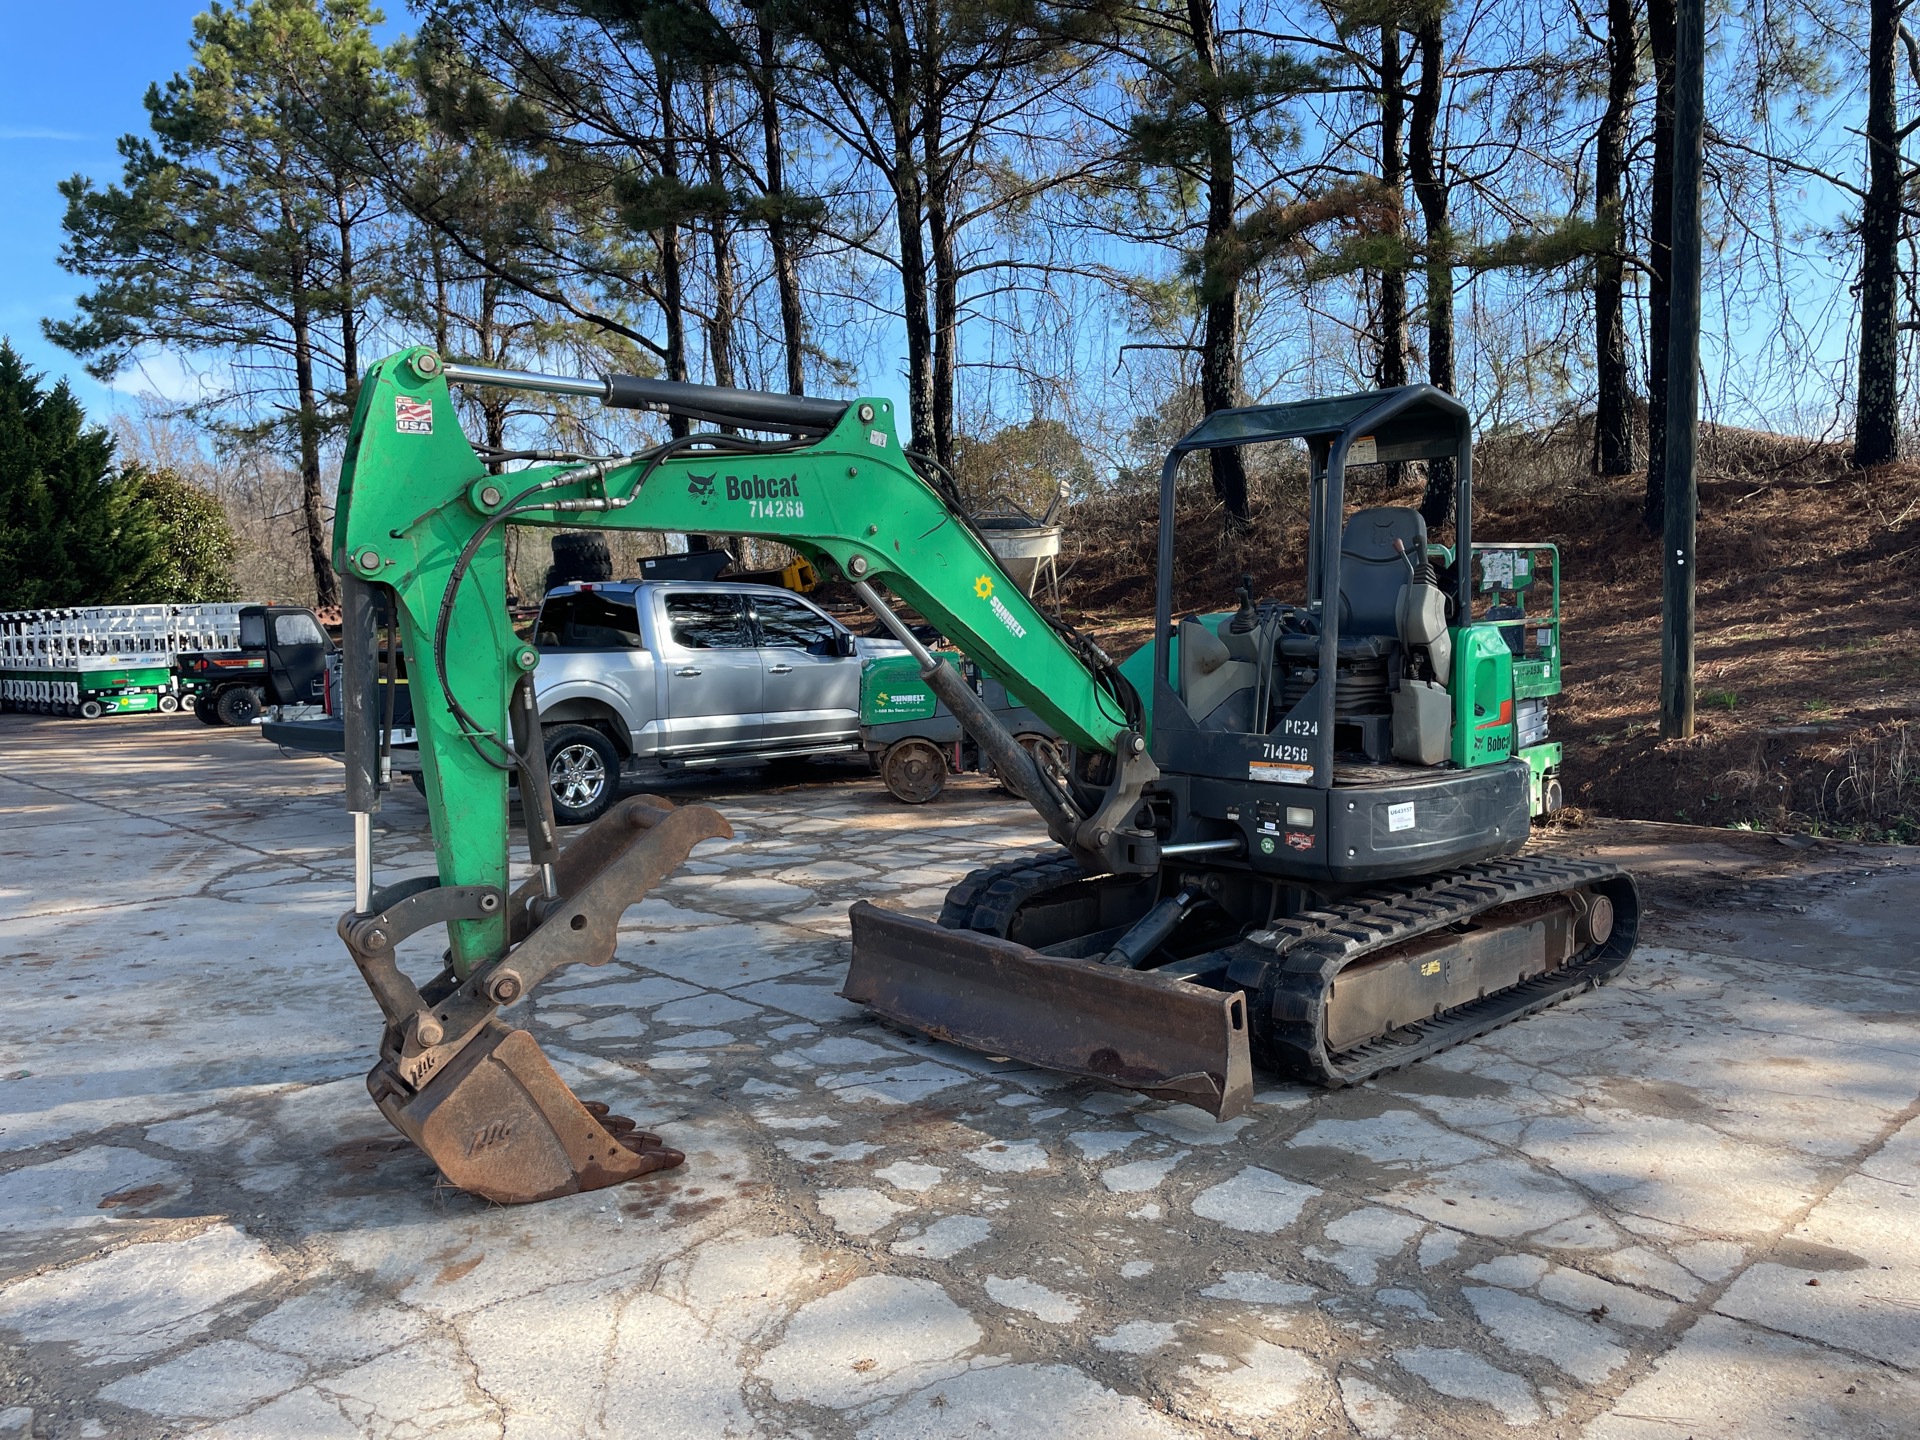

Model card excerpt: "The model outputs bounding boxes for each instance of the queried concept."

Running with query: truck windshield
[534,593,644,650]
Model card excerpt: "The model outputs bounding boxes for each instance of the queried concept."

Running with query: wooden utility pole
[1659,0,1704,740]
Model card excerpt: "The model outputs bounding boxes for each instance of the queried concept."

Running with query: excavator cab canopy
[1171,384,1468,462]
[1148,384,1478,793]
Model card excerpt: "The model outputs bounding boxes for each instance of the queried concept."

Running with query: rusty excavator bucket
[342,795,732,1205]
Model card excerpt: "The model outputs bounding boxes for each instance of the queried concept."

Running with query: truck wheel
[158,694,181,714]
[79,700,105,720]
[545,724,620,826]
[215,686,262,726]
[881,738,947,804]
[192,695,220,725]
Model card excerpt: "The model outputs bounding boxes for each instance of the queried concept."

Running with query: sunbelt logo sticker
[976,575,1025,639]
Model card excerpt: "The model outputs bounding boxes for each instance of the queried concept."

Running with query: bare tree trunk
[923,72,958,472]
[1643,0,1676,529]
[658,51,704,555]
[1856,0,1905,466]
[429,232,451,356]
[757,16,806,395]
[1189,0,1249,520]
[1409,10,1455,527]
[290,282,339,611]
[702,68,738,391]
[657,56,691,442]
[336,191,361,410]
[1376,23,1409,391]
[884,0,935,454]
[1594,0,1636,475]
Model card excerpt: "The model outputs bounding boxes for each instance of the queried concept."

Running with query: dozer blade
[350,795,732,1205]
[372,1021,683,1205]
[844,902,1254,1119]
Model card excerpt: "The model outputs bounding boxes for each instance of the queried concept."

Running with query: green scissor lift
[0,605,245,718]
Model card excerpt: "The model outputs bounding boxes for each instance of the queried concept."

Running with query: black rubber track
[937,849,1081,934]
[935,851,1640,1091]
[1231,854,1640,1085]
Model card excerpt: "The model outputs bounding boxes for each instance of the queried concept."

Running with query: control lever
[1230,574,1258,634]
[1394,536,1436,585]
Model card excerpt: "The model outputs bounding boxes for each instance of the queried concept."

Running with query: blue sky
[0,0,1864,446]
[0,0,216,416]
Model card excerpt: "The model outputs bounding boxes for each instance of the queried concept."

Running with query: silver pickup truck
[282,579,902,823]
[529,580,903,822]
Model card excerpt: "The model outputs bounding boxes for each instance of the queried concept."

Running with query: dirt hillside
[1045,425,1920,841]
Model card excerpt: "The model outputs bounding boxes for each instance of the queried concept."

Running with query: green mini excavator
[330,348,1638,1204]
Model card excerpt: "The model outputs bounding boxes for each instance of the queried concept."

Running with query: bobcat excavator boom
[332,347,1636,1205]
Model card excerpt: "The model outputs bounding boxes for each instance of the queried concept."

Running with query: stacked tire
[543,533,614,595]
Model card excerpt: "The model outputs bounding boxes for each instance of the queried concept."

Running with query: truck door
[659,591,762,754]
[751,594,858,746]
[266,609,330,705]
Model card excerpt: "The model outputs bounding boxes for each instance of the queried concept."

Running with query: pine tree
[0,342,158,609]
[1115,0,1322,520]
[47,0,402,610]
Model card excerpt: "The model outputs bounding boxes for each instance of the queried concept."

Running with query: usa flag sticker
[394,395,434,435]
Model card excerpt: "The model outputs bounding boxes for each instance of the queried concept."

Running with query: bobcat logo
[687,474,716,504]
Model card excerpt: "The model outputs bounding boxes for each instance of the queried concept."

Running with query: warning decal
[1249,760,1313,785]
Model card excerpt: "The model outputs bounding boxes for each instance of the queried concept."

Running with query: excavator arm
[328,347,1159,1203]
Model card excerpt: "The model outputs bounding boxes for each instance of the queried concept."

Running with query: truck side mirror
[833,630,858,658]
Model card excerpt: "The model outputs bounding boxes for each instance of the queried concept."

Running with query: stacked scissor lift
[0,604,246,718]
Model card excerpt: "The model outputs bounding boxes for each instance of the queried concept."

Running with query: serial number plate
[1387,801,1416,832]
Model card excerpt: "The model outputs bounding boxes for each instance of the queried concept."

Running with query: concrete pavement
[0,712,1915,1438]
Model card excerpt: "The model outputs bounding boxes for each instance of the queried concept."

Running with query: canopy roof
[1172,384,1468,464]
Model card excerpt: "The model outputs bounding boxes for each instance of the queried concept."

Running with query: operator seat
[1275,506,1428,666]
[1338,506,1427,640]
